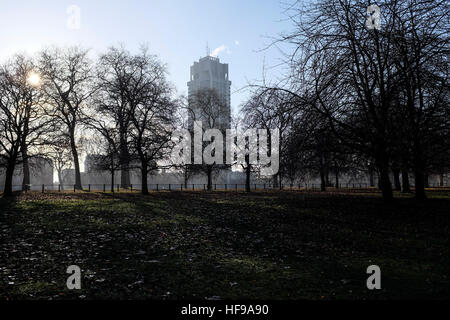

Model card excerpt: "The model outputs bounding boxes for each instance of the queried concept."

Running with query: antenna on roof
[206,42,210,57]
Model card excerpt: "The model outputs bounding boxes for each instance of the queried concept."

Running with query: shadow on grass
[1,190,449,299]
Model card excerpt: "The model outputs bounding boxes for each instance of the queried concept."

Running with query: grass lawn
[1,189,449,300]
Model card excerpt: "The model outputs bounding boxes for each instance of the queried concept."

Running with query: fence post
[42,184,44,193]
[254,184,257,190]
[235,184,237,191]
[192,184,194,191]
[117,184,119,192]
[58,185,61,192]
[131,184,133,192]
[181,184,183,191]
[88,184,91,192]
[214,184,216,191]
[156,184,159,191]
[169,184,171,191]
[74,184,76,192]
[204,184,206,191]
[225,184,227,191]
[103,184,106,192]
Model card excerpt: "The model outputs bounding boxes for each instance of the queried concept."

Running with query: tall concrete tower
[187,55,231,129]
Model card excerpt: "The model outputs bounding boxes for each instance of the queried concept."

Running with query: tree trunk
[207,166,212,191]
[120,132,130,189]
[379,167,393,201]
[393,169,401,191]
[320,167,326,192]
[3,146,20,196]
[184,166,188,188]
[72,148,82,190]
[111,169,115,193]
[245,160,251,193]
[401,169,410,193]
[3,161,16,196]
[21,147,30,191]
[121,167,130,189]
[21,111,30,191]
[70,132,82,190]
[141,162,148,195]
[376,151,393,202]
[58,170,64,190]
[272,174,278,189]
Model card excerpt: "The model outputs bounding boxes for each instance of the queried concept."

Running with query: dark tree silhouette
[39,47,96,190]
[0,55,50,196]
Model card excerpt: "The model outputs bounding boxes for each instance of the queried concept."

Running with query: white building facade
[187,55,232,130]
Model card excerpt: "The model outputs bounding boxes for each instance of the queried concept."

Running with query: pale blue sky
[0,0,295,111]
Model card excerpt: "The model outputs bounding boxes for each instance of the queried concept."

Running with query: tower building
[187,55,231,130]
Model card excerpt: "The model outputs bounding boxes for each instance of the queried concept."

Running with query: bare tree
[127,50,177,195]
[95,46,147,189]
[271,0,449,201]
[39,46,95,190]
[0,55,50,195]
[269,1,403,200]
[389,0,449,199]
